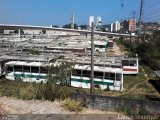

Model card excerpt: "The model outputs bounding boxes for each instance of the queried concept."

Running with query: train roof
[74,64,122,73]
[1,54,59,62]
[5,61,47,67]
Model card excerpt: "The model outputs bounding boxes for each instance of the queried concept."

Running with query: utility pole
[121,0,124,40]
[90,22,94,94]
[143,24,146,41]
[138,0,144,40]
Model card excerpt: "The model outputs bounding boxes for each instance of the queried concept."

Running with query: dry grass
[62,98,83,112]
[0,103,8,116]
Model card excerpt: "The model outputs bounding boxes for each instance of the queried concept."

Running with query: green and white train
[71,64,123,91]
[5,61,123,91]
[5,61,48,83]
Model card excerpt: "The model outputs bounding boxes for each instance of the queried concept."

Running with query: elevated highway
[0,24,137,37]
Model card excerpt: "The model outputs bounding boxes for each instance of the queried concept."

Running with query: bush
[62,98,83,112]
[19,83,37,100]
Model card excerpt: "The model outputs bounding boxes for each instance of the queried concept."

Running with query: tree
[48,61,74,85]
[51,25,59,28]
[79,24,88,30]
[135,30,160,70]
[0,29,4,33]
[63,23,78,29]
[100,27,107,32]
[42,29,46,34]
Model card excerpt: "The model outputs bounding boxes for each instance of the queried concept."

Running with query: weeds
[62,98,83,112]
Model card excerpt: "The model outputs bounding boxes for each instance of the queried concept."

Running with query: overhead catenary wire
[144,0,160,11]
[144,14,160,19]
[143,0,160,23]
[144,10,160,18]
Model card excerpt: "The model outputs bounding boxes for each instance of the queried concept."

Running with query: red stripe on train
[123,68,137,71]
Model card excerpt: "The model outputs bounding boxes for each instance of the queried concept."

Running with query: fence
[70,93,160,114]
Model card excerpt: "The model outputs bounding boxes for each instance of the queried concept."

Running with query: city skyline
[0,0,159,27]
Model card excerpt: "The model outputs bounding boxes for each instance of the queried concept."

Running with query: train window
[116,73,121,81]
[110,73,115,80]
[130,60,137,66]
[31,67,39,73]
[94,71,103,79]
[14,65,22,72]
[7,66,13,72]
[99,45,105,48]
[122,60,129,66]
[82,70,90,77]
[23,66,30,73]
[72,69,81,76]
[105,73,110,79]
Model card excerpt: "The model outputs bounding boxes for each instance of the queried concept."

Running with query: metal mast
[90,22,94,94]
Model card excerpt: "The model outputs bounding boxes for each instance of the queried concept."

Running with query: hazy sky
[0,0,159,27]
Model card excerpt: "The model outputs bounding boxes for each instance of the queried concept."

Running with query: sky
[0,0,158,27]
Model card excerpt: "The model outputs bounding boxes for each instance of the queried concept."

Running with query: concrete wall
[70,93,160,114]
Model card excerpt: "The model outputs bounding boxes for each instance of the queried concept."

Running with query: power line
[144,0,160,11]
[144,9,160,17]
[144,14,160,19]
[144,7,160,15]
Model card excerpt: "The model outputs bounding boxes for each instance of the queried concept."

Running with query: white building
[115,21,121,32]
[110,23,114,32]
[96,16,102,26]
[89,16,94,28]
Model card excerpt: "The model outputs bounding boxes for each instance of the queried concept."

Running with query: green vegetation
[113,31,160,99]
[62,98,83,112]
[0,78,89,101]
[42,29,46,34]
[29,49,40,55]
[0,61,89,101]
[0,63,156,100]
[63,23,78,29]
[116,106,153,120]
[102,65,157,99]
[117,30,160,70]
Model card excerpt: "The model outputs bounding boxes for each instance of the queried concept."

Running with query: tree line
[118,30,160,70]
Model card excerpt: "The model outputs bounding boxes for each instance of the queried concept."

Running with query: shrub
[62,98,83,112]
[19,83,37,100]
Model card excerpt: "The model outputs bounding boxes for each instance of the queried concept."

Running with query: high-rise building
[129,19,136,32]
[123,20,129,33]
[115,21,121,32]
[71,14,74,29]
[89,16,94,28]
[96,17,102,26]
[109,23,114,32]
[109,21,120,32]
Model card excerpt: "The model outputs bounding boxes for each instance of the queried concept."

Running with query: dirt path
[0,97,122,120]
[0,97,68,114]
[107,42,125,55]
